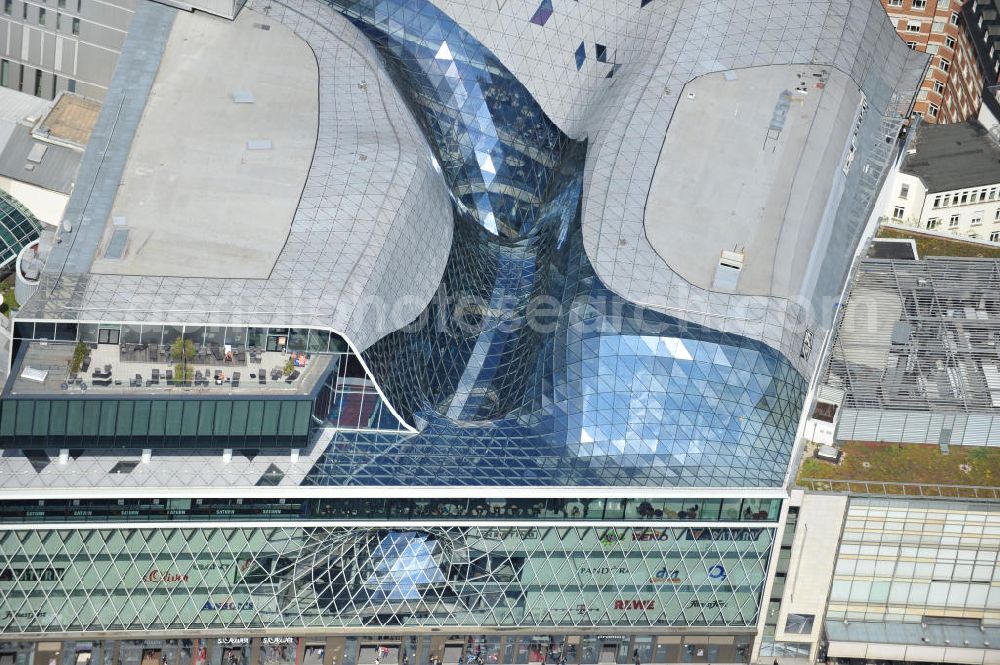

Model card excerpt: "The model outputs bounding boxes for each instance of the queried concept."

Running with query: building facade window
[933,195,942,208]
[889,0,903,5]
[940,57,951,72]
[38,6,45,24]
[906,20,922,32]
[899,183,909,199]
[2,0,10,15]
[33,68,42,96]
[893,206,905,220]
[71,16,79,33]
[907,41,918,49]
[950,214,960,227]
[929,103,940,117]
[951,11,960,24]
[55,11,60,29]
[972,212,983,225]
[912,0,927,7]
[991,231,1000,242]
[927,218,940,229]
[934,80,945,94]
[21,1,26,18]
[0,59,7,87]
[945,35,956,48]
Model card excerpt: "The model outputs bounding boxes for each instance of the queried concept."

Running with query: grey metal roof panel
[900,120,1000,193]
[0,126,80,195]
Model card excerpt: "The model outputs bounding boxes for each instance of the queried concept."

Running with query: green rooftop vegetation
[798,441,1000,490]
[878,225,1000,259]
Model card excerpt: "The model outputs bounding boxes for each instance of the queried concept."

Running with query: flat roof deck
[644,64,862,298]
[8,342,329,397]
[89,8,318,279]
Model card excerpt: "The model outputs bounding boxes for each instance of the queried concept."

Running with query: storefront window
[631,638,652,665]
[301,645,324,665]
[213,639,250,665]
[0,643,34,665]
[462,637,499,665]
[259,639,297,665]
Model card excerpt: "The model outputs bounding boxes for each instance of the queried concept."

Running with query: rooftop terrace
[8,341,329,397]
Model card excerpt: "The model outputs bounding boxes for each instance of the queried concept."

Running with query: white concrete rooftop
[644,65,862,300]
[91,8,318,278]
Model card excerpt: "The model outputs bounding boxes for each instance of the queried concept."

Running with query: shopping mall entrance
[0,633,754,665]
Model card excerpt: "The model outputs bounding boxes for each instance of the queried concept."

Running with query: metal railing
[798,478,1000,501]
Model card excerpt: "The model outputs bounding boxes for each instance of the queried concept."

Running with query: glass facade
[0,398,314,448]
[0,191,42,270]
[311,0,807,488]
[0,525,774,633]
[0,497,782,525]
[827,498,1000,626]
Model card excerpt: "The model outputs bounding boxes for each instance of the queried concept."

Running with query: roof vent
[109,460,139,474]
[231,90,255,104]
[247,139,273,150]
[26,143,47,163]
[713,249,744,291]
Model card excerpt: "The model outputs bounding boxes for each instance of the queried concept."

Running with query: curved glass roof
[316,0,806,488]
[0,191,42,271]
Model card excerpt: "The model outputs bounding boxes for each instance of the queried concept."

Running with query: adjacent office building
[883,119,1000,241]
[878,0,988,122]
[0,0,136,100]
[0,0,928,663]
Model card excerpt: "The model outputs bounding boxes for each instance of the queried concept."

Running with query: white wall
[773,491,849,662]
[885,171,1000,242]
[0,176,66,226]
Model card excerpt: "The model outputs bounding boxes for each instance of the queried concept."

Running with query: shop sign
[707,564,728,581]
[1,609,46,620]
[686,598,727,609]
[649,567,682,583]
[578,566,629,576]
[612,599,655,610]
[201,598,255,611]
[217,638,250,646]
[261,638,295,645]
[598,530,626,545]
[631,529,674,542]
[685,528,764,541]
[0,567,66,582]
[595,636,626,641]
[145,569,190,584]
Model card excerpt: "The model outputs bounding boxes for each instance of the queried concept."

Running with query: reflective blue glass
[312,0,806,487]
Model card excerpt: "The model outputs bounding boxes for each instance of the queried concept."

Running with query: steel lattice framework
[0,525,774,635]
